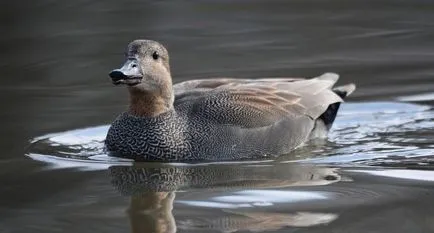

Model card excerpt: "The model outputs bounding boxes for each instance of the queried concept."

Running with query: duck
[106,39,355,162]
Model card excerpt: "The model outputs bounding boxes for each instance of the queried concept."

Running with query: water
[1,0,434,232]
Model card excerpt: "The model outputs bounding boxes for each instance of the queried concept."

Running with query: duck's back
[174,73,354,160]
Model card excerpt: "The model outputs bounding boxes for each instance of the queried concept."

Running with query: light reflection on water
[21,99,434,232]
[26,101,434,168]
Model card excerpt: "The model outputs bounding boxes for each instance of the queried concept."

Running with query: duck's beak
[109,59,143,86]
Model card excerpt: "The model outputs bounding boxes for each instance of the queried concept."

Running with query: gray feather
[106,73,354,161]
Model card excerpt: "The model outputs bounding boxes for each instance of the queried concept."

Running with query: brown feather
[174,73,344,128]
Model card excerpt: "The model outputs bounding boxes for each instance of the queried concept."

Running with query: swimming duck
[106,39,355,162]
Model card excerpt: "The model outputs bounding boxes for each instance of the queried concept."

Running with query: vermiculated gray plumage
[106,40,355,161]
[106,71,355,162]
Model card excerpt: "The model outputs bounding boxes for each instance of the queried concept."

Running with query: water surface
[1,0,434,232]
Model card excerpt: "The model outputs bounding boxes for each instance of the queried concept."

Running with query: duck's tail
[332,83,356,99]
[318,82,356,131]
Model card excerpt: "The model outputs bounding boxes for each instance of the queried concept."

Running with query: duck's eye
[152,51,159,60]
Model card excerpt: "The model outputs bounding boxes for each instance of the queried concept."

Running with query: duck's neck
[128,85,174,117]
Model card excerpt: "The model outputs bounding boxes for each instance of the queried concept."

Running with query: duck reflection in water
[108,163,346,233]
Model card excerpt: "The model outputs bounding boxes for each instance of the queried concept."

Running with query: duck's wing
[174,73,346,128]
[173,77,304,94]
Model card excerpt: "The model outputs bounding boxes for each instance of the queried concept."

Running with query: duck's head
[109,40,171,91]
[109,40,174,117]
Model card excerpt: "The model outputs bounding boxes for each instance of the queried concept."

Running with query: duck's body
[106,40,355,162]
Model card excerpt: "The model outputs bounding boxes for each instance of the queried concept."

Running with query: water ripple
[26,101,434,169]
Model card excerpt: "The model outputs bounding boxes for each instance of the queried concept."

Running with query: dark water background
[1,0,434,232]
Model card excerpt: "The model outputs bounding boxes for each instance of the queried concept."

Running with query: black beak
[109,70,128,82]
[109,59,143,86]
